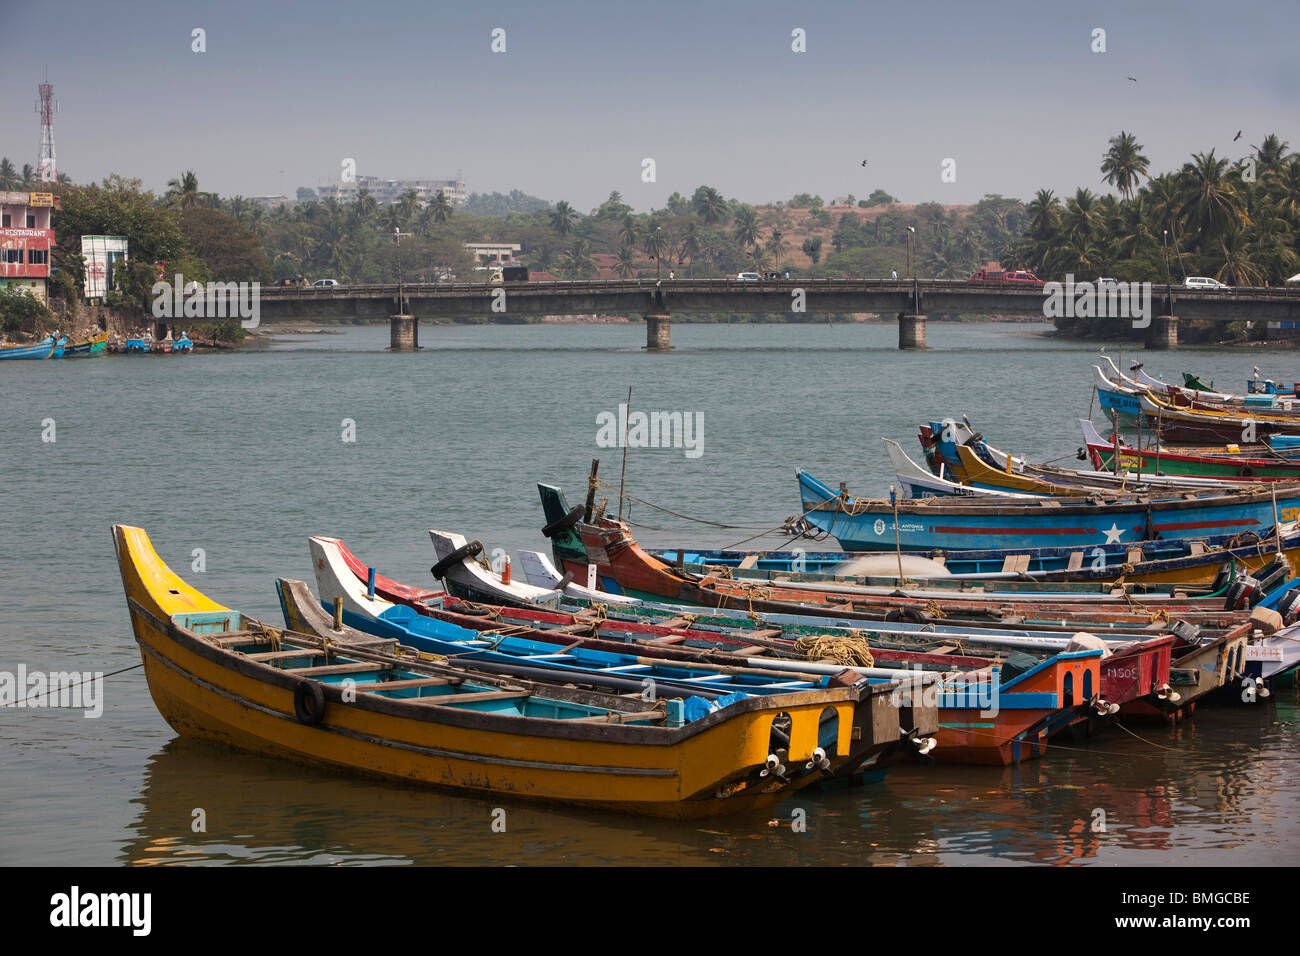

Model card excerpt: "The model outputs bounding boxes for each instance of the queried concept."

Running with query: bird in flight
[1126,76,1137,82]
[1233,130,1243,142]
[861,159,869,166]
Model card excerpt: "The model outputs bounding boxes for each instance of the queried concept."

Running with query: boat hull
[798,469,1300,552]
[114,525,886,818]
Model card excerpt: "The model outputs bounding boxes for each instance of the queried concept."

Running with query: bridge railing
[255,277,1298,300]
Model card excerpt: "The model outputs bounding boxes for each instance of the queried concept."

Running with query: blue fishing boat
[0,334,66,359]
[304,536,836,699]
[796,468,1300,552]
[1093,364,1142,418]
[171,332,193,353]
[0,335,58,360]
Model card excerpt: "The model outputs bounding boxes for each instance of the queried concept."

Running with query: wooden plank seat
[244,648,327,663]
[408,690,529,706]
[292,662,393,677]
[353,677,461,692]
[569,711,669,724]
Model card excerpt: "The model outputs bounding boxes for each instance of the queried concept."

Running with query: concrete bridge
[255,279,1300,351]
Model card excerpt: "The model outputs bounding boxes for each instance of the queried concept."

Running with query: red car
[969,269,1045,287]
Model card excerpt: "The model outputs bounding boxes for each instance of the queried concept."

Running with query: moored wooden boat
[63,330,109,356]
[314,535,1123,766]
[114,523,910,817]
[1081,418,1300,482]
[0,334,62,360]
[797,465,1300,553]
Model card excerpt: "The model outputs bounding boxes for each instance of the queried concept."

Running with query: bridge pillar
[390,314,418,351]
[898,313,926,350]
[644,312,673,351]
[1145,315,1178,350]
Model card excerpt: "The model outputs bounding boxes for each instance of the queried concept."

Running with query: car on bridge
[311,278,339,288]
[1184,276,1230,291]
[735,272,760,281]
[968,269,1045,287]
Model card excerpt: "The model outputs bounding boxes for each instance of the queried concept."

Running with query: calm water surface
[2,321,1297,865]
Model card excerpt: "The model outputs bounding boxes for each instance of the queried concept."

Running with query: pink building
[0,190,57,302]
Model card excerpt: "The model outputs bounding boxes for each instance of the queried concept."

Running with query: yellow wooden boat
[113,524,910,818]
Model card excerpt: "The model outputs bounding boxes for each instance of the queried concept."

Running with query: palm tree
[0,158,18,190]
[380,203,403,233]
[562,239,596,279]
[1255,134,1291,174]
[1026,189,1061,239]
[430,190,453,223]
[1216,227,1267,286]
[354,188,378,222]
[550,200,575,237]
[691,185,729,224]
[642,224,667,268]
[396,188,421,229]
[1062,189,1100,243]
[732,205,760,247]
[615,244,636,278]
[1100,131,1150,200]
[228,195,252,224]
[20,164,35,187]
[166,170,204,209]
[1267,157,1300,223]
[678,222,701,272]
[766,229,787,268]
[618,215,638,249]
[1178,150,1243,244]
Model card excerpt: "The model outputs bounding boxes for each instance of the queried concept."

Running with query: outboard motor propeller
[804,746,833,774]
[1093,697,1120,716]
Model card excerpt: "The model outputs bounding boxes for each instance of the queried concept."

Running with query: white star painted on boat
[1103,524,1125,544]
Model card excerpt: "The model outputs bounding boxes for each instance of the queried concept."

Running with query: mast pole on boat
[1112,408,1121,477]
[618,386,631,522]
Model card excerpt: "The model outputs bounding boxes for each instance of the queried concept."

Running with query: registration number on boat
[1245,646,1283,661]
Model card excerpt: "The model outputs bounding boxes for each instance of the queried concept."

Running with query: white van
[735,272,760,281]
[1184,276,1230,291]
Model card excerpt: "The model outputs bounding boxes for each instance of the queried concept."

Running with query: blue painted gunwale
[797,468,1300,552]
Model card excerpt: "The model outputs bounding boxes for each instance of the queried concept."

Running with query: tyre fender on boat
[430,539,484,579]
[293,680,326,725]
[541,505,585,538]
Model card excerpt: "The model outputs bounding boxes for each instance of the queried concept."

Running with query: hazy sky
[1,0,1294,212]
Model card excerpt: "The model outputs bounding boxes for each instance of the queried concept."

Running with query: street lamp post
[1161,228,1172,294]
[906,226,916,278]
[654,226,662,280]
[391,227,412,313]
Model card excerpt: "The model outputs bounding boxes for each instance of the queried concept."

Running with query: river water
[2,320,1296,865]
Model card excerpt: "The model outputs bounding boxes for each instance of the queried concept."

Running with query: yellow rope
[794,633,876,668]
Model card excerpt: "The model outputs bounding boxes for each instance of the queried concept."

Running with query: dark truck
[501,266,529,282]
